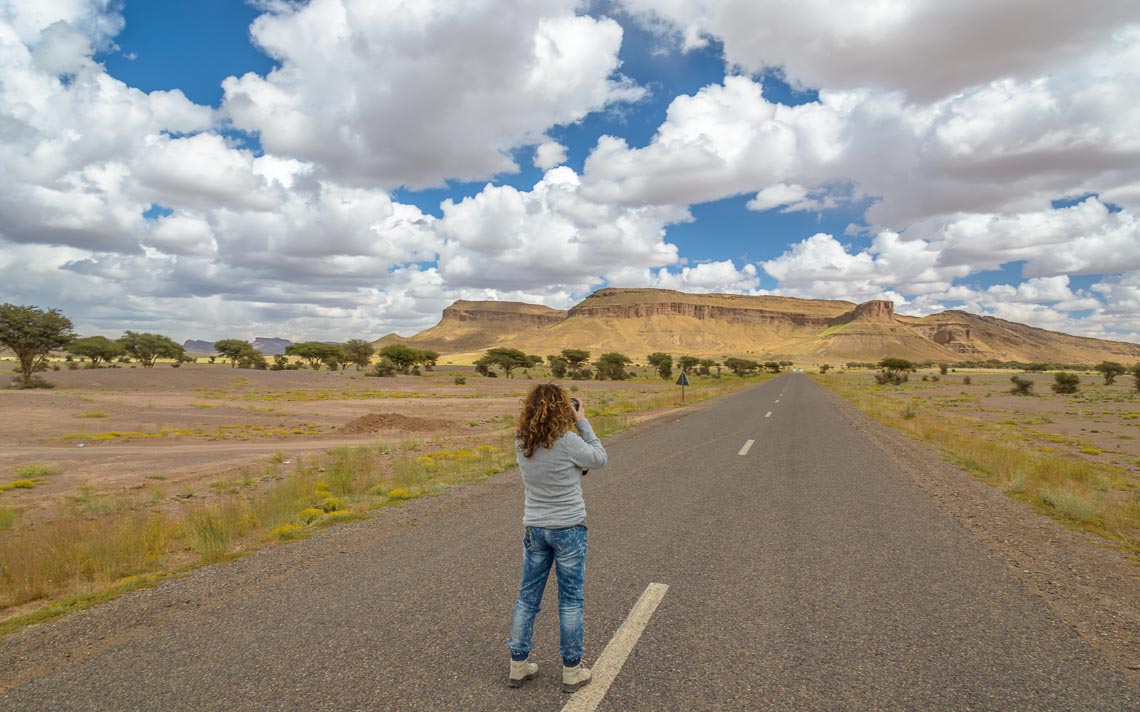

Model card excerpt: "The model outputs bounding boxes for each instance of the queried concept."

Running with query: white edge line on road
[560,583,669,712]
[765,411,772,418]
[738,439,754,456]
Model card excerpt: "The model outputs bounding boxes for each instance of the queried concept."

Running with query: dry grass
[0,505,18,530]
[13,463,59,479]
[816,372,1139,556]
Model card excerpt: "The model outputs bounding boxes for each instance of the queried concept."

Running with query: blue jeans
[509,524,588,667]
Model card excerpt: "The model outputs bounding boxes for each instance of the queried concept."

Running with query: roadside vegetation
[814,365,1139,559]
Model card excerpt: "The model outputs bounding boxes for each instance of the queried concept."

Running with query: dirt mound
[336,413,451,435]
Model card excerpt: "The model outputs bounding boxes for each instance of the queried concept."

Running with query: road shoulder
[816,384,1139,680]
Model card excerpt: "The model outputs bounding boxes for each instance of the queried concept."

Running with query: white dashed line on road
[775,399,780,403]
[561,583,669,712]
[738,440,755,456]
[765,411,772,418]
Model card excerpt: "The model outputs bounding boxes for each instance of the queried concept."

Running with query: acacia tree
[66,335,123,367]
[477,348,530,378]
[646,352,672,380]
[560,349,591,379]
[547,354,568,378]
[214,339,254,368]
[723,357,760,376]
[677,355,700,374]
[342,340,375,371]
[875,357,913,385]
[118,331,184,368]
[0,304,75,386]
[286,341,341,368]
[1094,361,1126,385]
[594,352,632,380]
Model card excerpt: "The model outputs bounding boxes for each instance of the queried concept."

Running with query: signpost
[676,370,690,403]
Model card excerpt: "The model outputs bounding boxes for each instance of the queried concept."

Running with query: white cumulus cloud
[222,0,644,188]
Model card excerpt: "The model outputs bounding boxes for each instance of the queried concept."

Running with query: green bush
[1010,376,1033,395]
[1051,372,1080,394]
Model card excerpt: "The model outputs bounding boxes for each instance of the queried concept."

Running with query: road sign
[676,370,690,403]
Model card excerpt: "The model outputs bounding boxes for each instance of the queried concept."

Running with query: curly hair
[516,383,576,458]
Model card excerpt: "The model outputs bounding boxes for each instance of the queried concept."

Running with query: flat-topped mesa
[826,299,897,326]
[441,300,567,327]
[567,287,852,326]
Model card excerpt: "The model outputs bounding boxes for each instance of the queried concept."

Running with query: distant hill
[182,337,293,356]
[382,288,1140,364]
[371,300,567,353]
[182,340,215,354]
[251,337,292,355]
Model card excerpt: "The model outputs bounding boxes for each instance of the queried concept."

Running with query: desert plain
[0,361,701,522]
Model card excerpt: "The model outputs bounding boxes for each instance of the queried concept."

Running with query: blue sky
[1,1,1138,342]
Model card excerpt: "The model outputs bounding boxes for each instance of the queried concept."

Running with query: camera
[570,397,580,409]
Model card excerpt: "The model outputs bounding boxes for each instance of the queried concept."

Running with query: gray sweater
[516,420,608,528]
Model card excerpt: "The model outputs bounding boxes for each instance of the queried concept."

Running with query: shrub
[0,479,35,492]
[0,504,18,529]
[1093,361,1126,385]
[454,376,466,385]
[299,507,325,524]
[366,358,398,377]
[9,375,55,389]
[15,463,60,478]
[1010,376,1034,395]
[1039,486,1099,523]
[185,501,247,562]
[1051,372,1080,394]
[270,524,304,540]
[874,370,908,385]
[387,488,414,501]
[963,376,972,385]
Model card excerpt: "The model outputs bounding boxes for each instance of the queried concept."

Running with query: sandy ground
[0,363,679,521]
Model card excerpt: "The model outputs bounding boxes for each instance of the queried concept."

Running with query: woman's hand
[571,397,586,422]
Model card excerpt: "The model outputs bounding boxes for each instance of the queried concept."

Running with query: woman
[507,383,607,693]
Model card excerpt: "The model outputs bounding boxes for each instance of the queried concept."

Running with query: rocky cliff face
[568,300,838,326]
[397,289,1140,363]
[442,300,567,327]
[567,288,852,327]
[568,292,897,329]
[828,300,895,325]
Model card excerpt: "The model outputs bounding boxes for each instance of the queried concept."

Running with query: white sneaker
[562,662,592,693]
[508,658,538,688]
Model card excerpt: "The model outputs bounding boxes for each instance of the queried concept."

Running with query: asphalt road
[2,374,1137,710]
